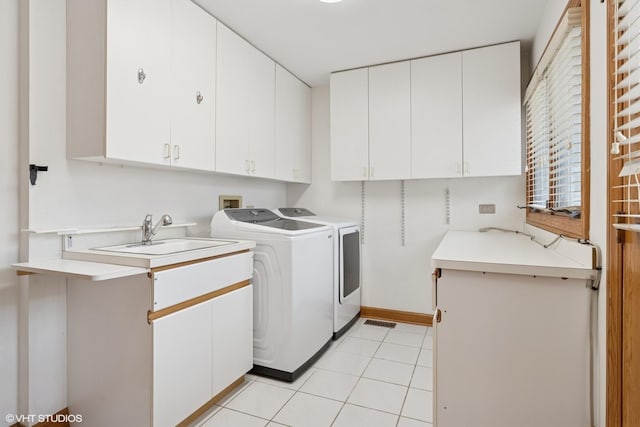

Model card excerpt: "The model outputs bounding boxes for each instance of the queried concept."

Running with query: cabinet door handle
[245,160,251,173]
[173,145,180,160]
[456,162,461,175]
[370,167,374,179]
[164,143,171,159]
[464,161,469,175]
[251,160,256,173]
[434,307,443,324]
[362,167,367,178]
[196,91,203,104]
[138,68,146,84]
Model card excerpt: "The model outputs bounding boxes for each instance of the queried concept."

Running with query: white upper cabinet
[105,0,171,166]
[411,52,463,179]
[462,42,522,177]
[67,0,171,165]
[67,0,216,171]
[329,41,522,181]
[330,68,369,181]
[216,23,275,178]
[170,0,216,171]
[275,64,312,183]
[368,61,411,180]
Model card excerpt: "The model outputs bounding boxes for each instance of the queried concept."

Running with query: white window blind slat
[525,8,582,211]
[612,0,640,232]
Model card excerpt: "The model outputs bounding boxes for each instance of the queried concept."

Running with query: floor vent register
[364,319,397,328]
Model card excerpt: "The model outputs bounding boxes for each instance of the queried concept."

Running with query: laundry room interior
[1,0,637,426]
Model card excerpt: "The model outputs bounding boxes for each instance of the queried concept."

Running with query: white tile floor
[196,318,433,427]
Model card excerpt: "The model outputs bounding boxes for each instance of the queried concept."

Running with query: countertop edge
[12,259,149,281]
[431,258,596,280]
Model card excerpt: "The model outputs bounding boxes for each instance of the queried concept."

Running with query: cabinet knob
[173,145,180,160]
[196,91,203,104]
[137,68,146,84]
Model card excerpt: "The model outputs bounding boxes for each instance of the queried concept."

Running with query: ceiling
[194,0,549,86]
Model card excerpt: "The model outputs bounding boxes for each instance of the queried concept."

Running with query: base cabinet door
[153,301,212,427]
[212,286,254,394]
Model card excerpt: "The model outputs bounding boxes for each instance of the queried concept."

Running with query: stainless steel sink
[93,238,236,255]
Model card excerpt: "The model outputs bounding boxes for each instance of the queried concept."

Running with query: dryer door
[339,226,360,302]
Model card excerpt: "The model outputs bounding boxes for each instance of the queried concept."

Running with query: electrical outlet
[479,204,496,214]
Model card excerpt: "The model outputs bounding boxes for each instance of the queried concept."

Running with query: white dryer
[275,208,361,339]
[211,209,333,382]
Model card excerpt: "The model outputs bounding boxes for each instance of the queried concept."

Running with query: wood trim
[360,306,433,326]
[16,270,33,276]
[147,279,251,323]
[607,0,623,425]
[33,407,70,427]
[149,249,250,274]
[177,376,245,427]
[526,0,590,240]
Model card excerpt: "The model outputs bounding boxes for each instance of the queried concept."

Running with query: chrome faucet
[141,214,173,245]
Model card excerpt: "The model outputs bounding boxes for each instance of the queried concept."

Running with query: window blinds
[613,0,640,228]
[524,7,582,213]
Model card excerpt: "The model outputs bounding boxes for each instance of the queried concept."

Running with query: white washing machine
[211,208,333,382]
[275,208,361,339]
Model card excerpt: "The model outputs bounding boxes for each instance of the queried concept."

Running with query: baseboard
[360,306,433,326]
[33,407,70,427]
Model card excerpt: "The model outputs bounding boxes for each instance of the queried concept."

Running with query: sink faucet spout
[142,214,173,245]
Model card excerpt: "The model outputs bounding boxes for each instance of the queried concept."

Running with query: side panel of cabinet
[248,50,276,179]
[170,0,216,171]
[411,52,463,178]
[462,42,522,177]
[275,65,310,182]
[330,68,370,181]
[105,0,171,165]
[369,61,411,180]
[211,286,254,395]
[153,302,212,427]
[216,22,250,175]
[295,84,312,183]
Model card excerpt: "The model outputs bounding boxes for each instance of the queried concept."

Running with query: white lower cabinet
[153,301,213,426]
[153,286,253,426]
[433,269,590,427]
[212,286,253,394]
[66,251,253,427]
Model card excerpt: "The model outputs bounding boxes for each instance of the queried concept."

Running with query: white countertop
[432,230,596,280]
[62,239,255,268]
[13,239,256,281]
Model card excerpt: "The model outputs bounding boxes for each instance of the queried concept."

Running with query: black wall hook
[29,164,48,185]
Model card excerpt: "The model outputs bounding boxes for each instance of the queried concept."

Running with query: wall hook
[29,164,48,185]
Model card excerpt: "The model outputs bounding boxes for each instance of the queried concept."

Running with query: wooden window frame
[526,0,590,239]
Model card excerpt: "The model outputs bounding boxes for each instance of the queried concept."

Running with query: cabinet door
[275,65,311,183]
[462,42,522,177]
[170,0,216,171]
[153,302,212,427]
[212,286,253,395]
[369,61,411,180]
[248,49,276,179]
[216,23,250,175]
[330,68,369,181]
[411,53,463,178]
[105,0,171,165]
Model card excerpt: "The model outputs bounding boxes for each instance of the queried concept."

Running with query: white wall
[589,1,608,426]
[288,85,525,313]
[0,0,20,425]
[531,0,568,70]
[19,0,286,419]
